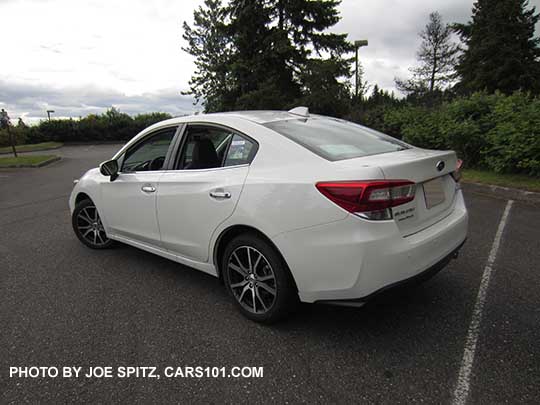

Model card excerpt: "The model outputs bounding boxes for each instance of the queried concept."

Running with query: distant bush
[375,92,540,177]
[0,125,28,146]
[483,93,540,176]
[0,108,172,147]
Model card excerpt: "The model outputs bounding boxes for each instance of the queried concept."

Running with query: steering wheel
[149,156,165,171]
[131,160,149,171]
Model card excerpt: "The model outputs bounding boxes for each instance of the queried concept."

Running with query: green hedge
[0,109,172,147]
[3,93,539,176]
[379,92,540,177]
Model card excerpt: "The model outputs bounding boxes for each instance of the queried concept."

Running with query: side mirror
[99,159,119,181]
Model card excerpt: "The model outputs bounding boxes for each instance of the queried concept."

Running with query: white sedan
[69,107,468,323]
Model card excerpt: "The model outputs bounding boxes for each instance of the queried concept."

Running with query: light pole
[354,39,368,100]
[47,110,55,121]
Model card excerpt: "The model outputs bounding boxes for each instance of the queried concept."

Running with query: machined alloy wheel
[72,199,115,249]
[223,233,298,323]
[227,246,277,314]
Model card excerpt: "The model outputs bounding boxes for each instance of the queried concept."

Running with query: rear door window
[176,125,232,170]
[175,125,258,170]
[264,118,409,161]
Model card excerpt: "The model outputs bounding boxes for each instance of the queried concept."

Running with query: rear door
[156,124,257,262]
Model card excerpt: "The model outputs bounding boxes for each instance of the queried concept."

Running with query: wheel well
[213,225,297,290]
[75,192,92,205]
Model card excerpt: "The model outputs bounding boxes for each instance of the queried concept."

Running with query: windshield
[264,117,409,161]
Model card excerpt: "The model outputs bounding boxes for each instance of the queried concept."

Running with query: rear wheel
[222,233,298,323]
[72,199,115,249]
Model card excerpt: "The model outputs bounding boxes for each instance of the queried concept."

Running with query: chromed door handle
[209,190,231,199]
[141,185,156,193]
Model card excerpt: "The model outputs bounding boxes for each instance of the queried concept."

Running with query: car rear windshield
[264,117,409,161]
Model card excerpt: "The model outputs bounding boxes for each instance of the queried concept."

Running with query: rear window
[264,117,409,161]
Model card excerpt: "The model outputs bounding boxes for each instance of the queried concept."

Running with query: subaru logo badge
[436,161,445,171]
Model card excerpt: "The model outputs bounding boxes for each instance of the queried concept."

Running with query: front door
[101,127,177,247]
[157,124,258,261]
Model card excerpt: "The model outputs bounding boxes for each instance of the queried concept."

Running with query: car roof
[207,110,305,124]
[165,109,320,126]
[113,109,319,160]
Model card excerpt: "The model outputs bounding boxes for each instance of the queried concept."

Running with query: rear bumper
[272,190,468,303]
[317,238,466,307]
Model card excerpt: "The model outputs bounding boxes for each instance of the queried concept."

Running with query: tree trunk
[7,125,18,158]
[430,51,438,93]
[278,0,284,30]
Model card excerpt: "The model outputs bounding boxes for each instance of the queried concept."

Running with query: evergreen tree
[227,0,294,109]
[352,59,370,103]
[269,0,353,113]
[454,0,540,94]
[182,0,233,112]
[395,12,458,99]
[368,84,399,107]
[182,0,353,114]
[17,117,27,128]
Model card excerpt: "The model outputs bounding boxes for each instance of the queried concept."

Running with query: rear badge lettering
[393,207,416,222]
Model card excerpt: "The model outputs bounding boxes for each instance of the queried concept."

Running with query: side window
[121,128,176,173]
[224,134,256,167]
[176,125,233,170]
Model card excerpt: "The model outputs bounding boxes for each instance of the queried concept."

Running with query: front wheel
[72,199,115,249]
[222,233,298,323]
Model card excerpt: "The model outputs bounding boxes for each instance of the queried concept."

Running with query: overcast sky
[1,0,539,123]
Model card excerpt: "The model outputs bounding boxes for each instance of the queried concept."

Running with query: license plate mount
[423,177,445,209]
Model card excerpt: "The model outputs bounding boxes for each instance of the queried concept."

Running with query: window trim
[218,133,234,167]
[119,124,182,174]
[169,122,259,172]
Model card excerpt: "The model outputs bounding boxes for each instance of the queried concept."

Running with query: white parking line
[452,199,514,405]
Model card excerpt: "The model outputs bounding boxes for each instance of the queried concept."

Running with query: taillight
[316,180,416,220]
[451,159,463,183]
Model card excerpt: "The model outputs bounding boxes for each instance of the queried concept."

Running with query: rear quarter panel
[208,119,386,262]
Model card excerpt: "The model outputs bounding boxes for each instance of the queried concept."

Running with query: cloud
[336,0,540,94]
[0,80,198,124]
[1,0,539,115]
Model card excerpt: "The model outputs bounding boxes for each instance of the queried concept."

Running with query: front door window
[122,128,176,173]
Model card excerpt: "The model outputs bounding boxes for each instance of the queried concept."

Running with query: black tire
[222,233,298,323]
[72,199,115,249]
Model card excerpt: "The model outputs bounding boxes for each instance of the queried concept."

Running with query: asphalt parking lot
[1,144,539,404]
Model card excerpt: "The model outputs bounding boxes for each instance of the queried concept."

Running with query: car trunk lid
[334,148,459,236]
